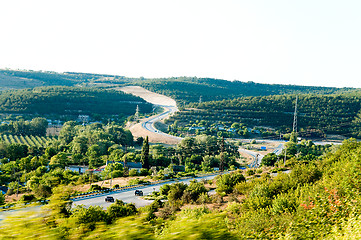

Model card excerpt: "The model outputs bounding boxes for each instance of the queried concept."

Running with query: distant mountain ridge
[0,69,358,105]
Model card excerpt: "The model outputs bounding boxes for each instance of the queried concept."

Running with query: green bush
[139,168,150,176]
[128,178,148,186]
[19,194,36,202]
[89,184,101,191]
[245,168,255,176]
[167,183,188,203]
[216,171,246,194]
[261,153,278,166]
[129,169,139,177]
[160,184,171,196]
[107,200,137,223]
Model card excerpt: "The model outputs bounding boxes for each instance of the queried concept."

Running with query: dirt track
[119,86,177,107]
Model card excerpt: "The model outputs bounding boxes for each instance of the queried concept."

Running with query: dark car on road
[135,190,143,196]
[105,196,114,202]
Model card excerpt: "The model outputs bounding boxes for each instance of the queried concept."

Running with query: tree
[7,143,28,161]
[261,153,278,166]
[141,136,150,169]
[216,171,245,194]
[87,144,103,168]
[30,117,48,136]
[290,131,298,143]
[58,121,77,144]
[0,192,5,205]
[49,152,68,169]
[103,162,124,179]
[71,136,88,155]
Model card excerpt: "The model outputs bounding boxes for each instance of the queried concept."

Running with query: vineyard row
[0,134,56,147]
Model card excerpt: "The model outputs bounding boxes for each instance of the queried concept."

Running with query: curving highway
[141,105,182,141]
[73,174,220,208]
[0,174,223,221]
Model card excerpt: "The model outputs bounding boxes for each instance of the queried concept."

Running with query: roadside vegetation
[2,137,360,239]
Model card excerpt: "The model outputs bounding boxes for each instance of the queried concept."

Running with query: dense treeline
[168,93,361,137]
[0,117,48,136]
[1,69,356,106]
[137,77,355,105]
[0,86,152,116]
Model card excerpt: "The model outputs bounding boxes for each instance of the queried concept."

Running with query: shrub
[246,169,255,176]
[167,183,188,202]
[20,194,36,202]
[216,171,246,194]
[271,193,298,214]
[261,153,278,166]
[158,202,181,219]
[128,178,149,186]
[182,180,208,203]
[0,192,5,205]
[107,200,137,223]
[129,169,139,177]
[160,184,171,196]
[89,184,102,191]
[70,205,108,230]
[197,192,211,204]
[139,168,150,176]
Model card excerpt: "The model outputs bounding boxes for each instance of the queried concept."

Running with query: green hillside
[166,93,361,138]
[137,77,356,105]
[0,86,153,116]
[1,69,357,106]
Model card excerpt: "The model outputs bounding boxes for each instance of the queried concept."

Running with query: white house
[65,165,89,174]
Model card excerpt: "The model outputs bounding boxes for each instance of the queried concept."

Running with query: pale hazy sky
[1,0,360,88]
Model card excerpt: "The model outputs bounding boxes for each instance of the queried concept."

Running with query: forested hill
[170,92,361,137]
[136,78,356,105]
[0,86,152,116]
[1,69,357,106]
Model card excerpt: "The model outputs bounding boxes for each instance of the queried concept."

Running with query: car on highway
[135,190,143,196]
[105,196,114,202]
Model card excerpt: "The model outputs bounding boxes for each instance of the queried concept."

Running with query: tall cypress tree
[141,136,150,169]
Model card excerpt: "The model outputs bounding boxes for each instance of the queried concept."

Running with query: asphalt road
[239,143,284,168]
[73,174,220,209]
[0,174,222,221]
[141,105,183,141]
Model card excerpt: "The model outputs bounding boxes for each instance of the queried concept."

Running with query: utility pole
[219,137,225,172]
[124,144,128,175]
[110,158,115,189]
[135,105,139,122]
[284,148,287,166]
[293,96,298,133]
[199,96,202,104]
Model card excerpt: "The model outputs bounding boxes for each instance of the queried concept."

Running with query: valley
[0,69,359,239]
